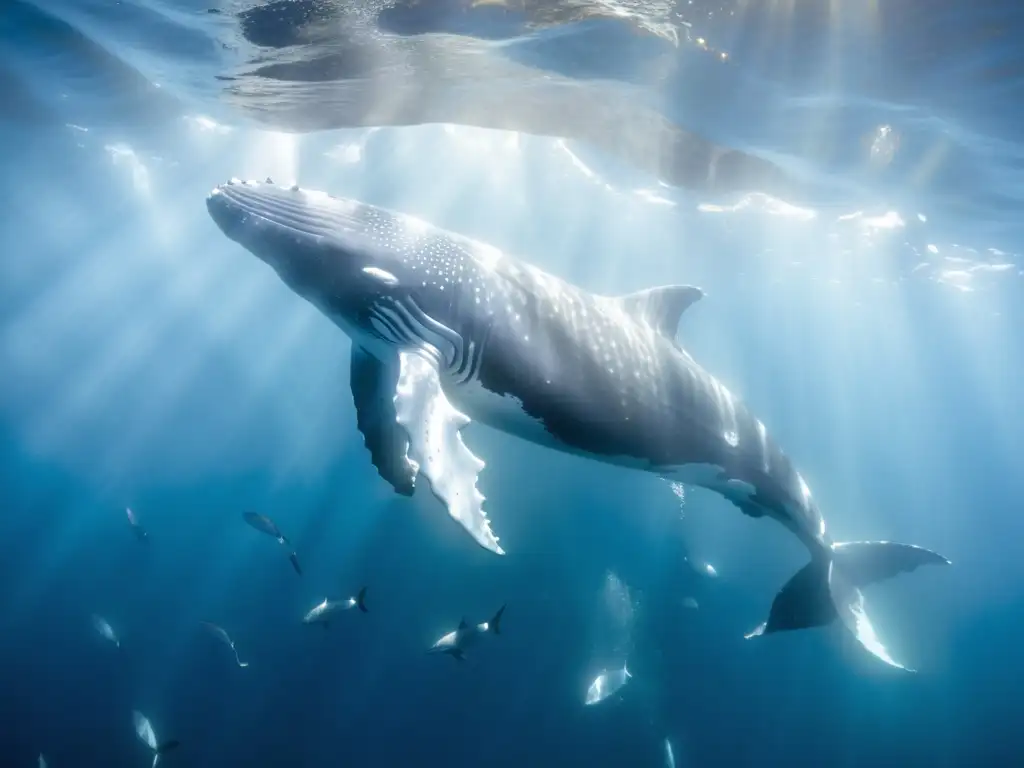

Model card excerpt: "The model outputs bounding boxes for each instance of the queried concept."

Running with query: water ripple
[5,0,1024,255]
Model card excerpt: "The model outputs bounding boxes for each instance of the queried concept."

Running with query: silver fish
[201,621,249,667]
[242,512,302,575]
[132,711,180,768]
[428,605,505,661]
[91,614,120,647]
[242,511,287,543]
[302,587,369,628]
[125,507,147,541]
[584,664,631,706]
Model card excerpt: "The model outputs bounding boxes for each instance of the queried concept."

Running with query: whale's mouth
[206,178,364,247]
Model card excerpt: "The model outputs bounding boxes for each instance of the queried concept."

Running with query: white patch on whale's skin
[362,266,399,285]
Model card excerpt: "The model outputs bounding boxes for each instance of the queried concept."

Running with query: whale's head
[206,179,473,356]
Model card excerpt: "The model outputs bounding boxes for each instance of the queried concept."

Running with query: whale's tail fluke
[746,540,950,670]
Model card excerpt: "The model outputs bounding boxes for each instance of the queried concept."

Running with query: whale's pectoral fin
[351,346,417,496]
[393,350,504,555]
[748,541,950,672]
[617,285,704,339]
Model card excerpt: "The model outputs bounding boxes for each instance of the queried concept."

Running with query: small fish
[242,511,288,544]
[686,557,717,578]
[428,605,505,661]
[126,507,147,541]
[243,512,302,575]
[201,621,249,667]
[584,663,631,706]
[132,711,180,768]
[302,586,369,628]
[91,614,120,647]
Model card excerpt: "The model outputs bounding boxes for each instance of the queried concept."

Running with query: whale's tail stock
[745,540,951,670]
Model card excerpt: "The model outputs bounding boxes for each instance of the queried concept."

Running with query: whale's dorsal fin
[617,285,704,339]
[458,618,468,630]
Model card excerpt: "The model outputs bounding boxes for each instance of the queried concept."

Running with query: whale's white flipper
[351,346,417,496]
[394,350,503,555]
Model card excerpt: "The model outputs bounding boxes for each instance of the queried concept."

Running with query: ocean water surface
[2,1,1023,766]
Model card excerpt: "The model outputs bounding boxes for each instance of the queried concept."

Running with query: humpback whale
[206,178,950,670]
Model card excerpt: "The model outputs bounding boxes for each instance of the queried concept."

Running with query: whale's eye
[362,266,399,286]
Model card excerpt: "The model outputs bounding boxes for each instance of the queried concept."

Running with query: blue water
[2,1,1024,766]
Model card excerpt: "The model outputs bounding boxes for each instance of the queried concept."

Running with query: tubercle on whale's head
[205,178,407,310]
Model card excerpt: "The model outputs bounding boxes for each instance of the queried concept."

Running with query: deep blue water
[2,1,1024,766]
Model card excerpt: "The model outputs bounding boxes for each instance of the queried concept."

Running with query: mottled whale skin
[206,179,950,670]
